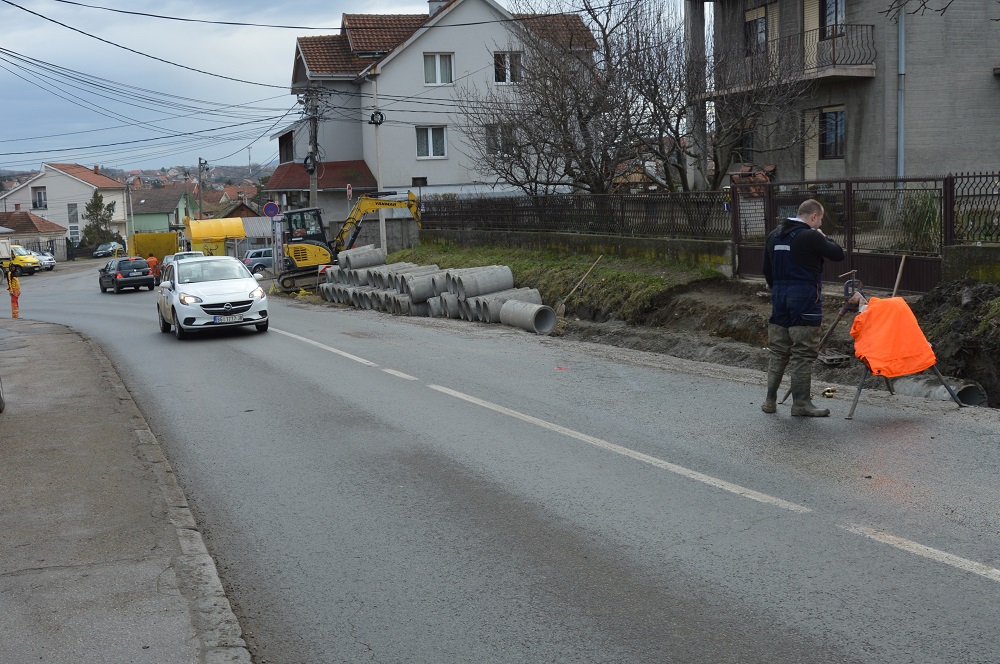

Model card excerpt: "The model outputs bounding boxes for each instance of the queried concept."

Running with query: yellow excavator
[276,191,421,292]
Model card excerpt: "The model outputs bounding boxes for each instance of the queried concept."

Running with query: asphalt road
[23,259,1000,664]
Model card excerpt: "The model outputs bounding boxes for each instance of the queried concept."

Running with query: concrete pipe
[890,375,987,406]
[369,262,417,289]
[393,265,441,293]
[403,270,447,302]
[393,294,411,315]
[500,300,557,335]
[409,301,430,317]
[456,266,514,299]
[484,289,542,323]
[441,292,461,319]
[324,267,343,284]
[444,267,496,294]
[426,296,444,318]
[339,245,385,271]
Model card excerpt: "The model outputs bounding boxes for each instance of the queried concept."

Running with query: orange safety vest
[850,297,937,378]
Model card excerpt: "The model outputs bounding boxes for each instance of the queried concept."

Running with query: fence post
[844,179,854,266]
[942,174,955,246]
[729,185,742,277]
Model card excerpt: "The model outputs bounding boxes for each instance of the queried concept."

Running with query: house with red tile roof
[0,163,127,245]
[0,211,74,259]
[266,0,592,221]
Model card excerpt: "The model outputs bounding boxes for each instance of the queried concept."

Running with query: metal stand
[845,364,966,420]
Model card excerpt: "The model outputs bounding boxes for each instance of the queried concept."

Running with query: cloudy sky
[0,0,431,174]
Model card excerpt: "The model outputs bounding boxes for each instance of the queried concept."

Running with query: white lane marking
[427,384,812,514]
[841,523,1000,583]
[383,368,418,381]
[272,329,378,367]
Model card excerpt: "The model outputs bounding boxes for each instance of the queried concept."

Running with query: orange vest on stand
[850,297,937,378]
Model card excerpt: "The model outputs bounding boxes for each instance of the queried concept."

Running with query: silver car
[30,251,56,271]
[156,255,269,339]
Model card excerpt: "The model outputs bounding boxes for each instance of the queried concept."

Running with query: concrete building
[689,0,1000,182]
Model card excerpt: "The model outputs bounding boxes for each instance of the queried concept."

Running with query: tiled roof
[46,163,125,189]
[297,7,594,79]
[0,211,66,234]
[132,187,188,214]
[342,14,428,54]
[298,35,372,77]
[514,13,599,50]
[264,160,377,192]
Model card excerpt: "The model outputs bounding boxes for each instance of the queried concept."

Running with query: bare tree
[459,0,645,195]
[881,0,999,19]
[623,0,815,191]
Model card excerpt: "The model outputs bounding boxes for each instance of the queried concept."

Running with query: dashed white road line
[273,329,378,366]
[427,384,812,514]
[383,368,418,380]
[841,523,1000,583]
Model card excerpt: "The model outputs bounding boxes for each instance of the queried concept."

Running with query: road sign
[346,184,353,201]
[263,202,279,218]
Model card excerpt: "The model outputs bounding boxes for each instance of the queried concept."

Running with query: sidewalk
[0,318,251,664]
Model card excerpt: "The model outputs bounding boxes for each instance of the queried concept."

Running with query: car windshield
[12,246,31,256]
[176,260,249,284]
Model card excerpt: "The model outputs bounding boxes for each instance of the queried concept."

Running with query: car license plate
[129,270,141,276]
[214,314,243,323]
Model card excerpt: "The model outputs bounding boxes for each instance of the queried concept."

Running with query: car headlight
[249,286,265,299]
[178,292,203,305]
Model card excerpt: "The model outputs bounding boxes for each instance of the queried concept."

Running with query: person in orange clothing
[146,253,160,285]
[5,267,21,318]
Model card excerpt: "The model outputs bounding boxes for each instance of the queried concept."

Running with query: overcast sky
[0,0,432,174]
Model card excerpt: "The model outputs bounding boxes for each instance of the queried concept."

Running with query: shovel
[555,255,602,317]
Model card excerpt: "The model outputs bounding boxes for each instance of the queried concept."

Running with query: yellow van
[3,245,42,276]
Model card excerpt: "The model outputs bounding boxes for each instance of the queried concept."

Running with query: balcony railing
[713,24,876,92]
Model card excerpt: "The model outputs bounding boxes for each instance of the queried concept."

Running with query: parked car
[93,242,125,258]
[156,255,269,339]
[161,251,204,272]
[241,248,273,274]
[98,256,155,293]
[2,245,41,276]
[30,250,56,271]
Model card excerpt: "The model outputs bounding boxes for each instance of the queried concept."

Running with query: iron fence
[421,193,731,240]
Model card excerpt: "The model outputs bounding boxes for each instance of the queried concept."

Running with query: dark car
[98,257,155,293]
[93,241,124,258]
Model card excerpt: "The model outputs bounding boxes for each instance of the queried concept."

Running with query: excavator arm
[332,191,421,253]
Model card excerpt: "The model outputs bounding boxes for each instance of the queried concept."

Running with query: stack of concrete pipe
[316,250,556,335]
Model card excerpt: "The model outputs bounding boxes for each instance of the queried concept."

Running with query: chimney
[14,203,20,211]
[428,0,446,15]
[94,165,100,174]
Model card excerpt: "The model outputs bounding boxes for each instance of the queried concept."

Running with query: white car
[156,255,269,339]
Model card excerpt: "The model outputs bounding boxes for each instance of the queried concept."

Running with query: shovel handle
[563,255,603,301]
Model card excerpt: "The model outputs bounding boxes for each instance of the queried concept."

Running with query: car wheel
[157,306,171,333]
[148,283,155,291]
[255,320,269,333]
[100,282,107,293]
[172,310,187,340]
[253,265,265,274]
[113,282,121,294]
[46,267,54,271]
[12,266,21,277]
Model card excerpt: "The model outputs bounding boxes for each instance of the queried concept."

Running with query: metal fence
[420,173,999,292]
[421,193,731,240]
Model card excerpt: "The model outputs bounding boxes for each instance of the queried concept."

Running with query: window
[416,127,447,158]
[820,0,846,39]
[819,107,845,159]
[734,126,755,163]
[485,124,517,156]
[494,52,522,84]
[278,131,294,164]
[744,7,767,57]
[423,53,453,85]
[31,186,47,210]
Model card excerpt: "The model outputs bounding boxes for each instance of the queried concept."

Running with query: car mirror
[160,280,172,289]
[254,273,265,282]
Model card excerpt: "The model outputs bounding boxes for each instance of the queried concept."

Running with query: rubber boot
[762,324,791,413]
[790,371,829,417]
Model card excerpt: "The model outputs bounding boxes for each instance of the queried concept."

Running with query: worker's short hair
[798,199,824,218]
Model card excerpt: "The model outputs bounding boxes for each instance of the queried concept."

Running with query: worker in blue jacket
[762,199,845,417]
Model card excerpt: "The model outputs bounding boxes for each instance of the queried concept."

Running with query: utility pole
[304,87,319,209]
[370,73,387,252]
[197,157,208,220]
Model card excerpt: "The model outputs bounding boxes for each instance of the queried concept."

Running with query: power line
[1,0,285,88]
